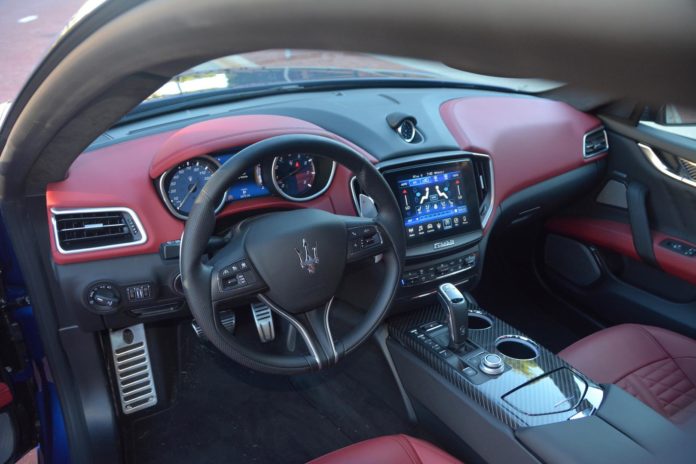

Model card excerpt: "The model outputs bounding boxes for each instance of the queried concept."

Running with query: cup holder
[468,312,492,330]
[495,335,540,360]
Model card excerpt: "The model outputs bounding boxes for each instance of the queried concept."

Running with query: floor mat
[131,325,419,464]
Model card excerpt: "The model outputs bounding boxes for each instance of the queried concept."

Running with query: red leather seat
[559,323,696,424]
[308,434,462,464]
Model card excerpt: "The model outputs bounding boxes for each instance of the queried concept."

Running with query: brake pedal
[192,309,236,340]
[251,301,275,343]
[109,324,157,414]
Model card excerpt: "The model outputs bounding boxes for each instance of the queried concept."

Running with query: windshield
[145,49,561,103]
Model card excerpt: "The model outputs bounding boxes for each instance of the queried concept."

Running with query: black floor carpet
[474,234,601,354]
[131,325,421,464]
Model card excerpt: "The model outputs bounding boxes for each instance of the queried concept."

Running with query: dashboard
[45,88,607,330]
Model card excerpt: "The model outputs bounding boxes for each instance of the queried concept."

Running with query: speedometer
[159,157,225,219]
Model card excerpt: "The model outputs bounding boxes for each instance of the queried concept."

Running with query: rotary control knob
[480,353,505,375]
[87,282,121,313]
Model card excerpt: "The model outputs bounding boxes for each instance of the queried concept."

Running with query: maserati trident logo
[295,239,319,274]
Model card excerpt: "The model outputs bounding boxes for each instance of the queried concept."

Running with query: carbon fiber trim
[388,304,603,429]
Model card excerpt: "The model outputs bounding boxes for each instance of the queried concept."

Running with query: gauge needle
[279,167,303,180]
[177,181,199,209]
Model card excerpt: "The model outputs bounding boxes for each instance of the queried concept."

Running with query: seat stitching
[625,358,696,417]
[613,357,670,384]
[639,327,696,387]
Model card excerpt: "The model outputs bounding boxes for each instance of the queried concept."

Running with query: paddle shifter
[437,283,470,350]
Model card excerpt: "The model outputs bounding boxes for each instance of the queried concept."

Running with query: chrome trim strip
[582,127,609,159]
[410,277,471,300]
[271,156,337,202]
[495,334,540,360]
[323,297,338,363]
[158,155,226,221]
[639,143,696,188]
[257,294,322,369]
[51,206,148,255]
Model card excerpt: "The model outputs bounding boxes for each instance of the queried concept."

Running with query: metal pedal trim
[109,324,157,415]
[251,301,275,343]
[192,310,236,341]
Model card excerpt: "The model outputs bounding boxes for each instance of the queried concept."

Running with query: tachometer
[272,153,317,199]
[159,157,225,219]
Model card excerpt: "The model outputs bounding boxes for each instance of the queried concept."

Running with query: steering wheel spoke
[258,294,340,369]
[341,215,388,263]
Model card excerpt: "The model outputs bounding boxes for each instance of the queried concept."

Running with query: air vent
[583,128,609,158]
[471,155,494,227]
[396,119,418,143]
[386,113,422,144]
[110,324,157,415]
[52,207,146,254]
[679,157,696,181]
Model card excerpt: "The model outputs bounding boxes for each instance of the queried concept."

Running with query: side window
[640,104,696,141]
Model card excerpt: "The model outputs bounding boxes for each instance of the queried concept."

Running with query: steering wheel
[180,134,405,374]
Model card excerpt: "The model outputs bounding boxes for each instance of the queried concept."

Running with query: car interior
[1,1,696,463]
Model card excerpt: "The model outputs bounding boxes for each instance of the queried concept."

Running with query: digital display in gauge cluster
[214,153,268,201]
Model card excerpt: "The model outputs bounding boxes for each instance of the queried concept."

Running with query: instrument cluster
[158,149,336,219]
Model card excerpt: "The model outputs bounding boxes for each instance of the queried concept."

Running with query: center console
[385,290,694,463]
[388,293,604,429]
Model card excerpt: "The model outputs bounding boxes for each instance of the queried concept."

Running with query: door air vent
[51,207,146,254]
[110,324,158,415]
[583,128,609,158]
[679,157,696,181]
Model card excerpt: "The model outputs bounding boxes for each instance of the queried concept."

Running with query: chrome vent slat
[110,324,157,414]
[51,207,147,254]
[679,157,696,180]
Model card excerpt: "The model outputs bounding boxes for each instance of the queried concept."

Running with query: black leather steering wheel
[180,134,405,374]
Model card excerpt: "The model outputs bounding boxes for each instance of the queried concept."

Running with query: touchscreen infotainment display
[385,160,481,244]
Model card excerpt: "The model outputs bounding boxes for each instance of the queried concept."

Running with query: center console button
[480,353,505,375]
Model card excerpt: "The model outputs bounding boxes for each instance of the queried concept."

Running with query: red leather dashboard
[440,96,605,231]
[48,97,606,264]
[546,217,696,286]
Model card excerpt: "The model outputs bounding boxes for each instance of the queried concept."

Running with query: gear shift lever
[437,283,469,349]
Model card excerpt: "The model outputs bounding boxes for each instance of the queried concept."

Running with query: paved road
[0,0,85,102]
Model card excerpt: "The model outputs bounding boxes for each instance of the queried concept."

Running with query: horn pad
[244,209,347,313]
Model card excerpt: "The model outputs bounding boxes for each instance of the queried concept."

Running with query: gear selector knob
[437,283,469,349]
